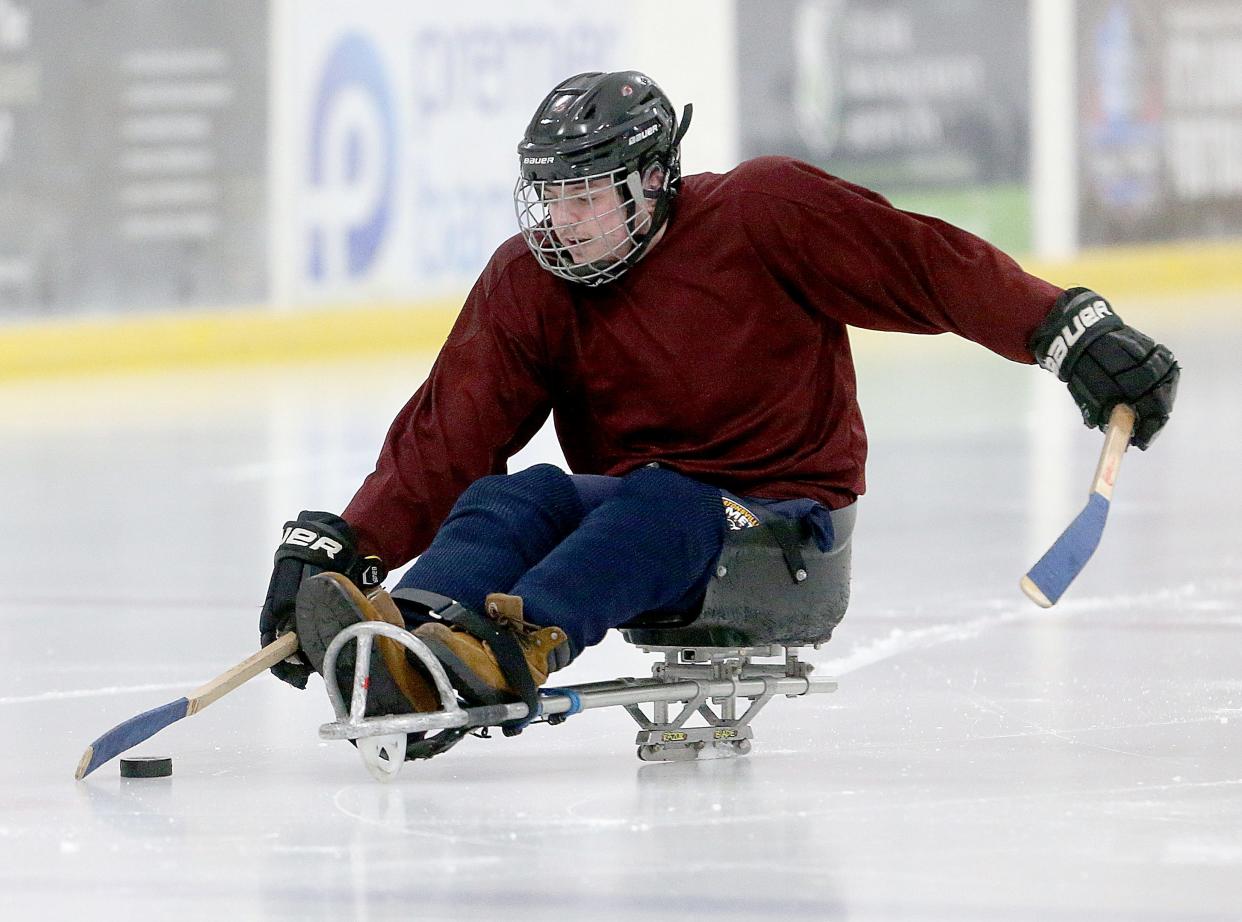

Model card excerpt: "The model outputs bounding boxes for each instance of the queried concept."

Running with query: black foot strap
[440,606,541,736]
[390,587,475,625]
[391,588,541,735]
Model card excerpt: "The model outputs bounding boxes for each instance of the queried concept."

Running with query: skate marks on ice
[816,579,1242,679]
[802,580,1242,772]
[329,763,791,837]
[816,606,1029,677]
[325,742,1242,886]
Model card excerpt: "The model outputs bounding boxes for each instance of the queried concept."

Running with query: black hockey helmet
[514,70,693,286]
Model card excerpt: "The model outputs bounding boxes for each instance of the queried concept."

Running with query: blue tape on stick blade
[79,698,189,778]
[1026,492,1111,605]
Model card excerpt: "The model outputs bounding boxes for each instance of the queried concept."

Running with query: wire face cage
[514,167,652,287]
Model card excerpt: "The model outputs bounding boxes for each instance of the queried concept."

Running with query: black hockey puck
[120,756,173,778]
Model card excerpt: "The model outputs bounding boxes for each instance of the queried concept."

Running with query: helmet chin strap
[625,170,648,209]
[633,163,675,243]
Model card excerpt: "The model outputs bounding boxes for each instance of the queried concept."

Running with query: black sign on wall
[0,0,267,318]
[1079,0,1242,244]
[737,0,1030,192]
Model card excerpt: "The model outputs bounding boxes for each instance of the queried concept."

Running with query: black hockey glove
[258,510,387,689]
[1030,288,1179,449]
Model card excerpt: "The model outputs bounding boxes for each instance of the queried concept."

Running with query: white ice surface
[1,295,1239,921]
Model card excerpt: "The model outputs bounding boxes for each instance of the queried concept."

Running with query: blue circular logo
[307,32,397,281]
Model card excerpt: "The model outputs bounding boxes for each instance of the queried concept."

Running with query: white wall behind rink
[268,0,736,309]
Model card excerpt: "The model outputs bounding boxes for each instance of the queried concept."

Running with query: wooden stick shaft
[1092,404,1136,500]
[186,632,299,716]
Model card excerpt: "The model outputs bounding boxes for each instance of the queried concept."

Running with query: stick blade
[74,697,189,780]
[1022,493,1111,607]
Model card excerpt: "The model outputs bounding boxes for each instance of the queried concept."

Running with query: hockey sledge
[319,503,857,781]
[317,621,838,781]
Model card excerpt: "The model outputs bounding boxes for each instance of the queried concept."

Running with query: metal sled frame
[318,622,838,781]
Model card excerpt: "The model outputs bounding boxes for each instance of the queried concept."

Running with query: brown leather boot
[296,573,439,715]
[365,586,441,712]
[413,593,570,705]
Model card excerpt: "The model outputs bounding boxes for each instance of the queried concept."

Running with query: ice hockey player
[258,71,1179,747]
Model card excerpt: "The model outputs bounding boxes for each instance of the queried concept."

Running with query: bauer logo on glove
[1038,298,1116,377]
[280,525,346,559]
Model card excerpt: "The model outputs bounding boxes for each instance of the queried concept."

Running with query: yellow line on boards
[0,301,461,381]
[1023,240,1242,299]
[0,240,1240,381]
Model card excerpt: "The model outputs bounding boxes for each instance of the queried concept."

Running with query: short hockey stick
[74,632,299,780]
[1020,403,1137,608]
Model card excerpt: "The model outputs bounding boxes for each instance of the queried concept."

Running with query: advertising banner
[735,0,1032,253]
[282,1,628,304]
[0,0,267,319]
[1078,0,1242,244]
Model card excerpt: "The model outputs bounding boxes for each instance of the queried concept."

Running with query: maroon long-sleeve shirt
[344,156,1061,567]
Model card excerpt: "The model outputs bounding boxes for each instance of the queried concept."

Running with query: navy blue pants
[393,464,727,656]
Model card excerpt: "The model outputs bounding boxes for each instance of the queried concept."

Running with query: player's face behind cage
[514,168,653,286]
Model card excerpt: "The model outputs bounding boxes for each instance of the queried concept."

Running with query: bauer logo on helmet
[628,122,660,146]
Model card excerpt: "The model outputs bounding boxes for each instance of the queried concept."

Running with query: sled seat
[619,502,856,648]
